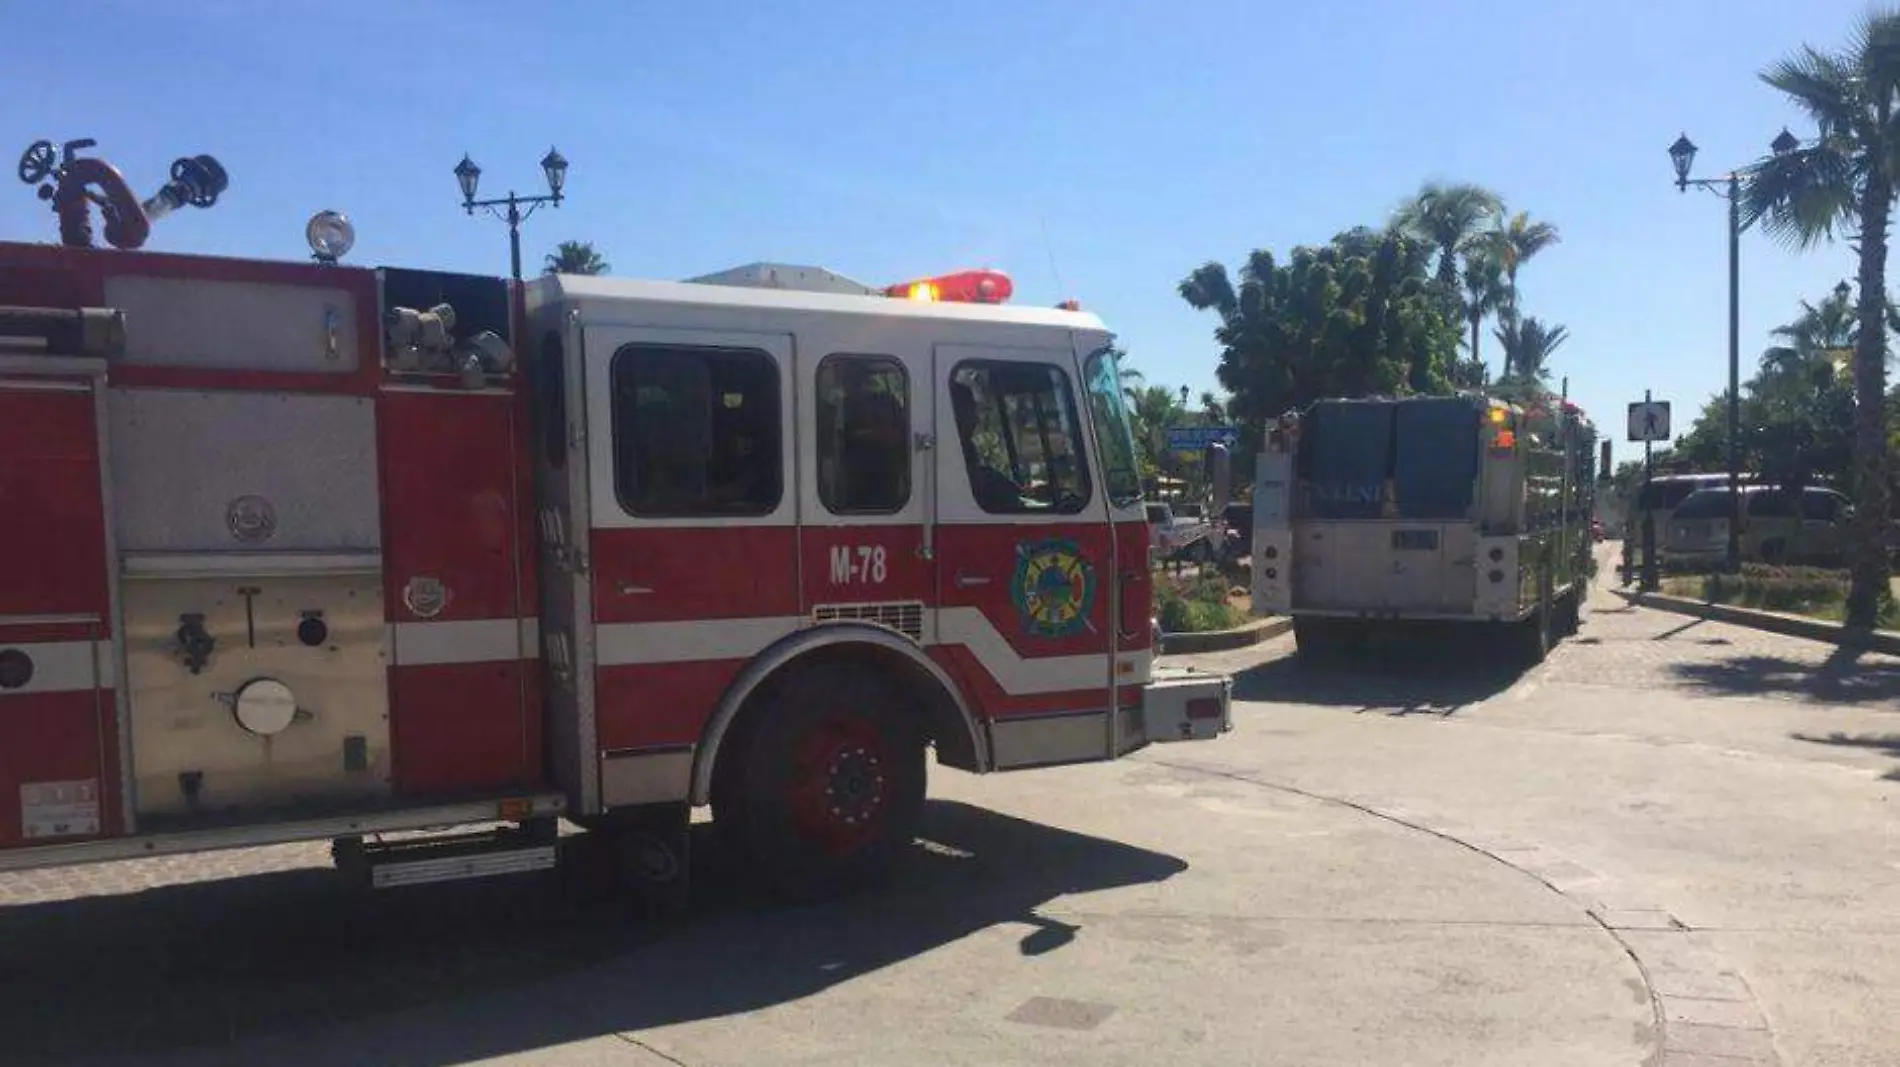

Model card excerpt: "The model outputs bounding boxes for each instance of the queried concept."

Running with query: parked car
[1627,472,1754,543]
[1664,485,1854,567]
[1146,501,1213,563]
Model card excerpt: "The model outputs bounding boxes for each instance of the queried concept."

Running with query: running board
[350,826,558,889]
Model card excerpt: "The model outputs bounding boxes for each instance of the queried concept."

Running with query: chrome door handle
[1116,571,1142,640]
[954,572,991,588]
[617,582,653,595]
[322,305,341,362]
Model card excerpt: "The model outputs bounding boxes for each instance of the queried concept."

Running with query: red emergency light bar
[884,269,1014,305]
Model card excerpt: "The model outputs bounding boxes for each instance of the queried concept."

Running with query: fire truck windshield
[1084,346,1143,508]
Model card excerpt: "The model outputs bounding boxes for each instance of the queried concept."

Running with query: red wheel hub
[788,713,891,856]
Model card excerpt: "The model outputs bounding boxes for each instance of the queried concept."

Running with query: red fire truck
[0,219,1232,898]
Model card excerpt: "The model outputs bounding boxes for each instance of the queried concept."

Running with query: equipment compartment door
[933,344,1115,770]
[0,376,119,847]
[380,388,538,797]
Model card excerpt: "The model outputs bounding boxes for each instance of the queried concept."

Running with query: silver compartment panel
[108,390,382,554]
[123,573,390,819]
[102,275,360,373]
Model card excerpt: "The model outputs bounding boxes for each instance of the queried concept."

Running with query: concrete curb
[1614,588,1900,656]
[1159,616,1293,655]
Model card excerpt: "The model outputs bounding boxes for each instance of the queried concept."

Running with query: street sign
[1627,401,1671,443]
[1165,425,1239,453]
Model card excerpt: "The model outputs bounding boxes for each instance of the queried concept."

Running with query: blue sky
[3,0,1874,459]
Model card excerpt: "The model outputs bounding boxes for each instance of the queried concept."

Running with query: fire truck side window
[816,355,910,514]
[948,361,1090,515]
[610,343,782,517]
[1083,347,1144,508]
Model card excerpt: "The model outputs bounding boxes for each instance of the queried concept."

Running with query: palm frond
[1851,10,1900,108]
[1739,145,1860,250]
[1761,46,1864,135]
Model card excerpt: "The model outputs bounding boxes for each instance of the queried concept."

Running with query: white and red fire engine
[0,152,1231,898]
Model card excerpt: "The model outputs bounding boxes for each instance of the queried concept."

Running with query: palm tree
[1460,247,1510,372]
[1492,211,1561,316]
[1494,316,1569,385]
[1126,384,1189,474]
[1198,391,1228,423]
[544,240,610,276]
[1394,182,1505,299]
[1114,351,1147,401]
[1764,282,1857,381]
[1741,11,1897,627]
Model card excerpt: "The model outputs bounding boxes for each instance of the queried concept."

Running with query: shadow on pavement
[0,800,1185,1067]
[1791,731,1900,780]
[1231,623,1523,717]
[1668,644,1900,706]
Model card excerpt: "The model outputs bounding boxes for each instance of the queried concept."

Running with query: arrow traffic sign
[1165,425,1239,453]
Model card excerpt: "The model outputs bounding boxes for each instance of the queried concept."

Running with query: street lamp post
[1668,129,1800,573]
[455,147,569,283]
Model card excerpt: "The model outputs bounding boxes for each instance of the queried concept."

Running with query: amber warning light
[884,269,1014,305]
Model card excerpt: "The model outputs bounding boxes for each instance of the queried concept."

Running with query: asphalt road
[2,571,1896,1067]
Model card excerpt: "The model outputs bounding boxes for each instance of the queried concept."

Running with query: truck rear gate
[1255,393,1597,662]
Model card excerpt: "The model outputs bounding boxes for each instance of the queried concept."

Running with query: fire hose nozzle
[141,154,228,221]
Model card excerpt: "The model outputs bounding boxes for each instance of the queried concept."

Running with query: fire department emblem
[403,575,448,619]
[226,494,277,544]
[1011,539,1095,639]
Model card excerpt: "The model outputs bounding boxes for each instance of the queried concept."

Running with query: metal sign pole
[1640,389,1659,591]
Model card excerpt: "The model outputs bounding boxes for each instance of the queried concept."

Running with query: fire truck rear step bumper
[350,826,559,889]
[0,793,566,874]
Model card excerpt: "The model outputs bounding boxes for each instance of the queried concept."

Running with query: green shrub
[1155,573,1245,633]
[1676,563,1897,627]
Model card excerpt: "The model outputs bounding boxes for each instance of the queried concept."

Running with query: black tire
[1555,588,1582,636]
[1294,617,1364,662]
[711,662,927,901]
[1759,539,1787,565]
[1514,594,1552,666]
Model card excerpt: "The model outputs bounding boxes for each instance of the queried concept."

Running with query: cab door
[577,325,798,812]
[796,343,934,641]
[932,345,1115,769]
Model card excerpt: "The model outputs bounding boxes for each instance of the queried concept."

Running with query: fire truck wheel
[1293,617,1363,662]
[713,662,927,900]
[1514,597,1552,666]
[1556,589,1582,636]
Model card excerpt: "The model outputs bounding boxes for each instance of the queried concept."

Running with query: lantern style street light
[455,147,569,283]
[1667,128,1800,573]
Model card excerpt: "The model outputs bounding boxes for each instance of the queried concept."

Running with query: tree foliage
[1395,184,1561,387]
[1676,284,1866,494]
[1179,228,1461,427]
[1393,182,1504,299]
[1494,315,1570,384]
[1740,9,1898,625]
[1460,248,1509,368]
[544,240,610,276]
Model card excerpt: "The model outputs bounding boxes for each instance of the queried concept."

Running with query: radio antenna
[1039,215,1068,298]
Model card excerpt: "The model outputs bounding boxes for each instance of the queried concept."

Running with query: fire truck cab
[0,239,1230,898]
